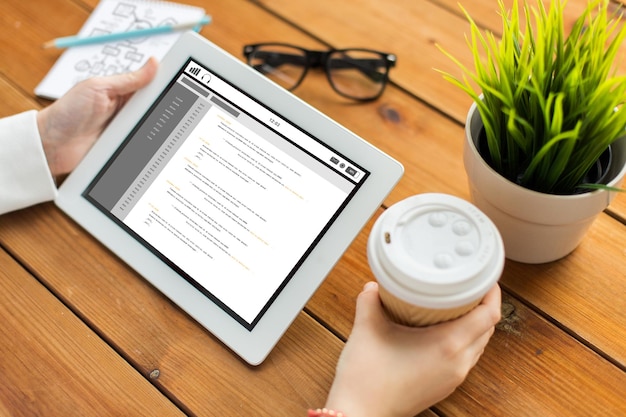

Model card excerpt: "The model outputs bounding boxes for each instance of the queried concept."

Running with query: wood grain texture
[0,77,41,117]
[0,249,184,416]
[253,0,626,225]
[310,212,626,415]
[439,295,626,416]
[1,0,625,416]
[0,204,339,416]
[0,0,87,99]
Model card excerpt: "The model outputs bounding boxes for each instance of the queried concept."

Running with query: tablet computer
[55,31,403,365]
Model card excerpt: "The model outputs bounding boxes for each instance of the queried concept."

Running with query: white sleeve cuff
[0,110,57,215]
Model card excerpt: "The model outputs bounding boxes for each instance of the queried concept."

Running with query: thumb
[106,57,158,96]
[353,281,388,328]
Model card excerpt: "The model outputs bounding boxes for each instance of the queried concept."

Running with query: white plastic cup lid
[367,193,504,309]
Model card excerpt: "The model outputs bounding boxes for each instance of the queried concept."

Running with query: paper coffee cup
[367,193,504,326]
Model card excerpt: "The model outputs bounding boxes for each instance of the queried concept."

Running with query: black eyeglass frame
[243,43,397,101]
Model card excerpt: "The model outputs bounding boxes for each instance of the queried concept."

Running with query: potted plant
[439,0,626,263]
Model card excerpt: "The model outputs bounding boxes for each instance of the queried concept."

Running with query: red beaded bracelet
[307,408,347,417]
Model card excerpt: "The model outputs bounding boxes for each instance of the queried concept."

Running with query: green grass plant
[439,0,626,194]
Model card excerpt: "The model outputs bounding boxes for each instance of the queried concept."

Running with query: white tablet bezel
[55,31,403,365]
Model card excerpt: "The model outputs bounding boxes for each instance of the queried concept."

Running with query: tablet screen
[83,58,368,330]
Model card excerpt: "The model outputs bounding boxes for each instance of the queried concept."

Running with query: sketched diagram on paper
[74,3,177,78]
[35,0,204,100]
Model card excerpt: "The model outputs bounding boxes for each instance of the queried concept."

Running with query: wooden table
[2,0,625,415]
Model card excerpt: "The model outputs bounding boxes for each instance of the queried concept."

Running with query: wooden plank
[253,0,626,230]
[0,248,184,416]
[0,1,338,415]
[253,0,626,124]
[315,204,626,342]
[4,0,623,215]
[250,0,490,124]
[239,0,626,368]
[502,213,626,365]
[303,92,626,369]
[0,73,41,117]
[10,209,623,417]
[0,0,87,99]
[439,294,626,416]
[0,204,340,416]
[2,0,625,415]
[313,215,626,415]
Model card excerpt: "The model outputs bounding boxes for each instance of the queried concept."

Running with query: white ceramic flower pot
[463,101,626,264]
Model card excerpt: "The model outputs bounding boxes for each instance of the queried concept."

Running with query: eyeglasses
[243,43,397,101]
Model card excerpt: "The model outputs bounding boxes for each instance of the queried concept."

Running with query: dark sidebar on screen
[86,82,198,211]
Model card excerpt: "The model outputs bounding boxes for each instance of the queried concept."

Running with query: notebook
[35,0,205,100]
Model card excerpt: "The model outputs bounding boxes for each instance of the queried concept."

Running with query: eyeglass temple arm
[247,50,308,68]
[328,57,395,82]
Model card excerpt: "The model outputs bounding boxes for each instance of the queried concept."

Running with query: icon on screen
[189,67,201,76]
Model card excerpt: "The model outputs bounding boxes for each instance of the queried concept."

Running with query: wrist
[36,108,58,176]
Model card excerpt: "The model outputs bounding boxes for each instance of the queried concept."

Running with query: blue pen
[43,15,211,49]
